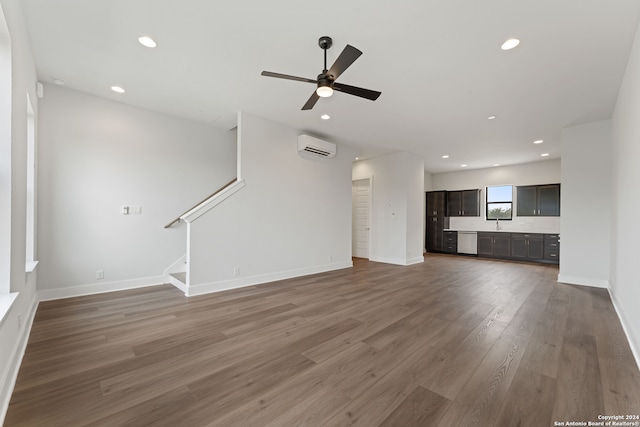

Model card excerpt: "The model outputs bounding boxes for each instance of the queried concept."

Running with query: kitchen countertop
[443,229,559,234]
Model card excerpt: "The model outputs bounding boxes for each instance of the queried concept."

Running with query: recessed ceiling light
[138,36,157,48]
[355,157,359,160]
[461,164,468,168]
[541,153,550,157]
[442,155,450,159]
[321,114,330,120]
[501,38,520,50]
[488,115,497,120]
[533,140,544,144]
[494,163,501,167]
[110,86,125,93]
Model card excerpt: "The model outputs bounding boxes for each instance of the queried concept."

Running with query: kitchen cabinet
[516,184,560,216]
[447,189,480,217]
[426,191,449,252]
[477,232,511,258]
[511,233,544,261]
[544,234,560,263]
[426,191,447,217]
[443,231,458,254]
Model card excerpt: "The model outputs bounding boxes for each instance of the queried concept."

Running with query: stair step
[170,272,186,284]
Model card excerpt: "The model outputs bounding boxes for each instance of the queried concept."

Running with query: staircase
[163,179,246,295]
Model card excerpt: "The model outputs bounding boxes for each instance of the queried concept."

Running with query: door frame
[352,176,373,259]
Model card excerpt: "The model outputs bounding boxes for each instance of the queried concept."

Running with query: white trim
[25,260,39,273]
[168,275,188,294]
[405,256,425,266]
[608,288,640,373]
[0,296,38,426]
[181,179,246,224]
[0,292,18,325]
[185,261,353,297]
[37,276,166,301]
[557,274,610,289]
[369,256,424,266]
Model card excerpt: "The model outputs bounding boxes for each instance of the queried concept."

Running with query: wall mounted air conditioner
[297,134,336,158]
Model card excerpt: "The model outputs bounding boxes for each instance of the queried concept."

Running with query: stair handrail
[164,178,238,228]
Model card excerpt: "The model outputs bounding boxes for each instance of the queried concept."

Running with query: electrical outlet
[96,270,104,280]
[234,267,240,276]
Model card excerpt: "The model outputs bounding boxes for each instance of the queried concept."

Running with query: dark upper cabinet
[516,184,560,216]
[426,191,447,217]
[447,189,480,217]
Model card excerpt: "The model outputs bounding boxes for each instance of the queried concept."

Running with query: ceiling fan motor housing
[318,36,333,50]
[317,74,333,87]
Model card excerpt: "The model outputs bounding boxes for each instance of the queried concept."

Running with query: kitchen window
[486,185,513,220]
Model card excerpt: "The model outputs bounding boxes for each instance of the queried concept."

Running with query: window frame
[485,185,514,220]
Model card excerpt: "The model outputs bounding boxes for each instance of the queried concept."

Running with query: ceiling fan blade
[261,71,316,84]
[302,91,320,110]
[333,82,381,101]
[327,45,362,80]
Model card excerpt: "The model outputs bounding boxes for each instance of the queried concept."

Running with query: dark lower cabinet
[477,232,558,264]
[443,231,457,254]
[511,233,544,261]
[477,232,511,258]
[426,216,446,252]
[544,234,560,263]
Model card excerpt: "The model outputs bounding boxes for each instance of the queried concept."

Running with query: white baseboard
[608,289,640,373]
[186,261,353,297]
[37,276,167,301]
[369,255,424,266]
[557,274,610,289]
[167,275,188,294]
[0,296,38,426]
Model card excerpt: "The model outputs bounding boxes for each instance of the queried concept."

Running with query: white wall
[36,84,237,297]
[430,159,561,233]
[558,120,611,288]
[353,152,425,265]
[611,19,640,365]
[0,0,39,422]
[186,112,356,295]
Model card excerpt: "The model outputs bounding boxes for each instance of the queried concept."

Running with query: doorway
[352,178,371,259]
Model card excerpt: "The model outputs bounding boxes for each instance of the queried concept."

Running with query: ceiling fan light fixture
[316,85,333,98]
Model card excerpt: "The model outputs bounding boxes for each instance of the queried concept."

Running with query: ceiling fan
[261,36,382,110]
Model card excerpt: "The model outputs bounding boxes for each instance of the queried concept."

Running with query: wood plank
[590,288,640,415]
[551,334,605,422]
[494,367,557,427]
[6,255,640,426]
[379,386,451,427]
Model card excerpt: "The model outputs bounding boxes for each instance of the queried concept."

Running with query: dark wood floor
[6,255,640,426]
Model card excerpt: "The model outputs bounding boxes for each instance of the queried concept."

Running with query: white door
[352,179,370,258]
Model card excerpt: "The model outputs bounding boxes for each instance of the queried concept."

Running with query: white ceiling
[20,0,640,173]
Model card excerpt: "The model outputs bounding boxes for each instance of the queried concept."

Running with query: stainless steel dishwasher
[457,231,478,254]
